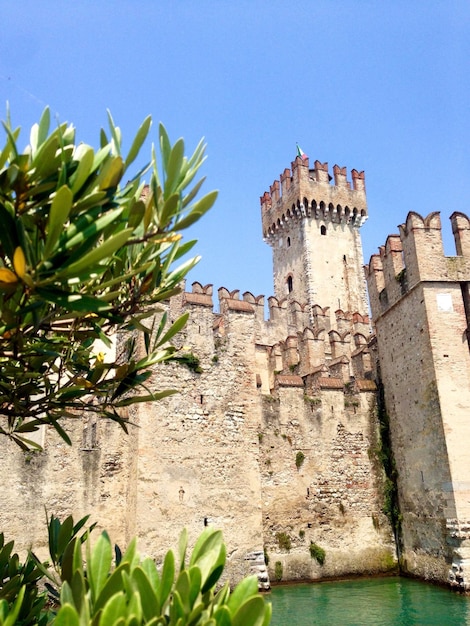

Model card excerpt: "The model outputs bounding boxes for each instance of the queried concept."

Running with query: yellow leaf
[75,377,94,389]
[115,364,129,380]
[13,247,26,279]
[0,268,18,283]
[95,352,105,364]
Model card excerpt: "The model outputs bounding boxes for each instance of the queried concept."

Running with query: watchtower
[260,155,368,320]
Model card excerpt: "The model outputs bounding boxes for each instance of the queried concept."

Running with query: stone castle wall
[366,210,470,590]
[14,154,470,592]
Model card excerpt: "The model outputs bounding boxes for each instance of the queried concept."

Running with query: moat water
[268,576,470,625]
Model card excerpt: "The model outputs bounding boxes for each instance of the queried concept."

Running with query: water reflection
[268,577,470,626]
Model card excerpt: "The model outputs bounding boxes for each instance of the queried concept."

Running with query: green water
[268,577,470,625]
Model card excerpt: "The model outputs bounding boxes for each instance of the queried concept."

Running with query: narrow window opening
[287,276,293,293]
[204,517,208,527]
[287,237,291,247]
[321,225,327,236]
[200,395,204,404]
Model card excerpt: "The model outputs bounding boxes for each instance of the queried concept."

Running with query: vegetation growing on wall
[309,542,326,565]
[275,532,291,552]
[295,451,305,469]
[376,378,402,548]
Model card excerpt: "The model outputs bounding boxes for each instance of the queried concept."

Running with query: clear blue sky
[2,1,469,301]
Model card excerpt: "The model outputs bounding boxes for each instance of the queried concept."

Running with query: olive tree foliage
[0,108,217,448]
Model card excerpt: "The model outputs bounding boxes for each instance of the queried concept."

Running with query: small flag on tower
[296,143,308,161]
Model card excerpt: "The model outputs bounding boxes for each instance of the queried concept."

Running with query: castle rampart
[2,149,402,592]
[367,211,470,590]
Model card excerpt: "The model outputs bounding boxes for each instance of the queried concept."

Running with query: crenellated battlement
[174,282,373,385]
[260,155,367,240]
[366,211,470,318]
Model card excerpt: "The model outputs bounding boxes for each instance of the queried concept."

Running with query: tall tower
[260,156,368,318]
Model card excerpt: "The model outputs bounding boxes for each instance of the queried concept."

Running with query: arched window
[287,276,293,293]
[321,225,327,236]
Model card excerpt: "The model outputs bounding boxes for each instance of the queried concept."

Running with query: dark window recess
[287,276,293,293]
[287,237,291,247]
[321,225,327,235]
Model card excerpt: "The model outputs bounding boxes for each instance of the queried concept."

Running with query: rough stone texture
[367,210,470,590]
[1,156,396,588]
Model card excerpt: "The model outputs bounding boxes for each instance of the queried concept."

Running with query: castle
[2,153,470,591]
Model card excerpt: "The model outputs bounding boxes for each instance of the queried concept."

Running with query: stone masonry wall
[367,211,470,589]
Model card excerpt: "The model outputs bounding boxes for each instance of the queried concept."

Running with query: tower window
[287,237,291,247]
[321,225,327,236]
[287,276,293,293]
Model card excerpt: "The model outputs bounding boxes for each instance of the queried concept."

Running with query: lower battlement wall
[1,276,395,587]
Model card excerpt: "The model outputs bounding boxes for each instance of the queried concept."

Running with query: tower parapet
[366,212,470,319]
[260,156,367,240]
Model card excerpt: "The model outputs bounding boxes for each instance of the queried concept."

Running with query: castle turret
[260,155,368,321]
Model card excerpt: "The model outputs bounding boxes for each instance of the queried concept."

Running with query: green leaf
[227,576,259,614]
[49,418,72,446]
[127,200,145,230]
[231,596,267,626]
[3,587,28,626]
[131,566,159,621]
[113,391,177,407]
[0,204,19,260]
[44,185,74,258]
[70,144,95,194]
[159,124,171,172]
[187,566,202,608]
[190,530,220,567]
[36,288,112,314]
[159,549,175,609]
[1,121,19,160]
[164,138,185,199]
[54,603,80,626]
[60,537,77,584]
[182,176,205,209]
[94,564,129,614]
[88,532,113,603]
[175,190,218,230]
[56,515,74,563]
[56,228,133,278]
[120,537,139,568]
[107,110,122,156]
[154,313,189,350]
[37,106,51,148]
[98,591,126,626]
[178,528,188,572]
[125,115,152,170]
[58,207,123,252]
[97,155,124,190]
[213,605,231,626]
[174,570,191,613]
[169,590,185,624]
[158,193,179,230]
[70,190,107,216]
